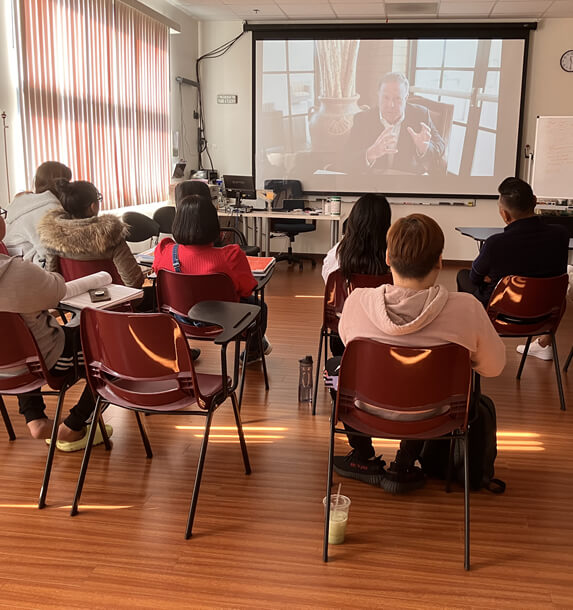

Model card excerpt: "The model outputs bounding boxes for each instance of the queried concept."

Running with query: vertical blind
[17,0,169,209]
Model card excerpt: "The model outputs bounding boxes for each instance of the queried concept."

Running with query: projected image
[255,38,525,196]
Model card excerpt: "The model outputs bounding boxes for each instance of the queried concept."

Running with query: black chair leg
[323,406,336,562]
[258,329,270,391]
[99,413,112,450]
[185,409,214,539]
[231,392,251,474]
[312,330,325,416]
[551,334,566,411]
[134,411,153,458]
[445,436,455,493]
[564,345,573,372]
[70,398,103,516]
[38,389,67,509]
[0,396,16,441]
[463,433,470,571]
[516,336,532,379]
[237,335,251,411]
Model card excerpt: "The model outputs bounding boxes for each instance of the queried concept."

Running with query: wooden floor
[1,262,572,609]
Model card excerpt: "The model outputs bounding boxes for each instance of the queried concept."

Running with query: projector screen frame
[247,21,536,200]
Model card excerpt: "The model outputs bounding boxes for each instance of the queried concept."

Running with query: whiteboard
[531,116,573,199]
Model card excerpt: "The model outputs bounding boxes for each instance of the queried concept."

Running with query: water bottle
[298,355,313,403]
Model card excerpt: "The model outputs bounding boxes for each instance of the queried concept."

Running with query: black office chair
[264,180,316,270]
[153,206,176,235]
[122,212,160,245]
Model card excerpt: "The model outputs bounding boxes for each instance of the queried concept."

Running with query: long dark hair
[56,180,100,218]
[337,193,392,279]
[172,194,220,245]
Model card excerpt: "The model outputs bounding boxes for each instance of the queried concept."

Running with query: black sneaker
[333,450,386,486]
[191,348,201,361]
[381,462,425,494]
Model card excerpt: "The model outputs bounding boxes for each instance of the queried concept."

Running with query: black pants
[17,326,95,432]
[242,296,268,355]
[325,356,423,465]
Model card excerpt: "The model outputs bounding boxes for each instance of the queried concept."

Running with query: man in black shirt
[457,177,569,359]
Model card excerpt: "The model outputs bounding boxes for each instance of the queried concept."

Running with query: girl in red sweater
[153,194,270,361]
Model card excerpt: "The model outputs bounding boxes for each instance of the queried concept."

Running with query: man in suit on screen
[348,72,446,175]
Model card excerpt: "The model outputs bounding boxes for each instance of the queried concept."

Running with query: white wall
[200,18,573,260]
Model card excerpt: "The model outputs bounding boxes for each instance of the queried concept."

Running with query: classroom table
[218,209,341,256]
[456,226,573,252]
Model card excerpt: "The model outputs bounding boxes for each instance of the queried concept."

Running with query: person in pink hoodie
[333,213,506,493]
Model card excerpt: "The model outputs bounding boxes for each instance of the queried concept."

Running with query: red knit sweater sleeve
[224,245,257,297]
[152,237,175,273]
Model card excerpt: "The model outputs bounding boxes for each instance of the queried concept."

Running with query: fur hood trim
[38,208,128,256]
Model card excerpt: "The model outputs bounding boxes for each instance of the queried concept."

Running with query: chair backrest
[58,257,124,286]
[122,212,160,243]
[487,274,569,336]
[336,339,472,439]
[322,269,393,332]
[218,227,247,247]
[156,269,239,339]
[263,179,303,209]
[0,312,52,393]
[152,206,176,235]
[408,95,455,150]
[80,308,204,410]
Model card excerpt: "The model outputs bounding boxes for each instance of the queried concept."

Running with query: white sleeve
[321,242,340,283]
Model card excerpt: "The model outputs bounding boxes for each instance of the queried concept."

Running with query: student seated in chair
[37,180,144,289]
[456,177,569,361]
[3,161,72,265]
[153,193,271,363]
[0,209,110,450]
[332,214,505,493]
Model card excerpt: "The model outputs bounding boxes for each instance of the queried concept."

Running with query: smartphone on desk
[88,288,111,303]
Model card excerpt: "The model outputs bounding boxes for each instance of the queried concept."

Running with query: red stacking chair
[486,274,569,411]
[324,339,473,569]
[71,308,253,539]
[156,269,269,409]
[312,270,392,414]
[0,312,107,508]
[57,256,124,285]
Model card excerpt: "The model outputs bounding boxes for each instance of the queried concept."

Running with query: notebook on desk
[247,256,275,276]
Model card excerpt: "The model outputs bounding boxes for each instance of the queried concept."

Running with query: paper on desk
[64,272,112,299]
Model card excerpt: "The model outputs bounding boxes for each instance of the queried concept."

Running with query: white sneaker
[516,338,553,361]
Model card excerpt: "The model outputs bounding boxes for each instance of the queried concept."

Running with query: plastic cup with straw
[323,483,351,544]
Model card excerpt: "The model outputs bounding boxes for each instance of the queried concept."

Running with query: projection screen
[252,25,532,197]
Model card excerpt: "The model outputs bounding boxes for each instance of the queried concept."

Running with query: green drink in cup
[323,493,351,545]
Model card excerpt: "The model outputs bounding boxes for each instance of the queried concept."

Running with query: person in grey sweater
[0,213,108,450]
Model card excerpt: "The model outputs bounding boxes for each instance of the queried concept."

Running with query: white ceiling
[166,0,573,21]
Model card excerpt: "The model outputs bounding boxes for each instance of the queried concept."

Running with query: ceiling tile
[332,4,385,17]
[281,5,337,17]
[491,1,552,17]
[542,0,573,17]
[438,1,494,17]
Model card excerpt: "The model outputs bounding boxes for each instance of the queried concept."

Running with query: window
[16,0,170,209]
[411,39,501,176]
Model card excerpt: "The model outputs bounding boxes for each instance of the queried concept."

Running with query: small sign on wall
[217,94,238,104]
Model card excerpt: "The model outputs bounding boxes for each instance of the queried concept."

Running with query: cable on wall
[195,31,245,170]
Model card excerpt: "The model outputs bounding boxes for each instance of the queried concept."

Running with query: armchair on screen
[408,95,454,174]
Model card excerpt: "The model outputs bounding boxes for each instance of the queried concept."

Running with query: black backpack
[419,394,506,493]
